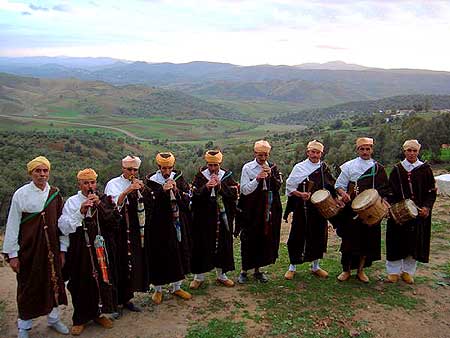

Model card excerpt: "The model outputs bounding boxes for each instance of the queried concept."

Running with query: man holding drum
[284,140,336,280]
[335,137,390,283]
[386,140,437,284]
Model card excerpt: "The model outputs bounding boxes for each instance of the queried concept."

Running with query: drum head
[311,189,330,204]
[405,199,419,216]
[352,189,379,211]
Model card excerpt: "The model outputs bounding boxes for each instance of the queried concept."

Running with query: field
[0,108,302,143]
[1,194,449,338]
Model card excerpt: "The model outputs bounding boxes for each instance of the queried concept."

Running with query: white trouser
[289,259,320,272]
[194,268,228,281]
[18,307,59,330]
[154,280,184,293]
[386,256,417,275]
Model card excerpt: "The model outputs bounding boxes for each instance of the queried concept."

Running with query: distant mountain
[294,60,372,71]
[0,56,123,69]
[0,73,241,120]
[1,57,450,111]
[168,79,369,107]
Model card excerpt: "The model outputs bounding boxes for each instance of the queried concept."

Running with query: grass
[236,244,421,338]
[183,232,430,338]
[0,112,300,144]
[0,300,5,336]
[187,318,246,338]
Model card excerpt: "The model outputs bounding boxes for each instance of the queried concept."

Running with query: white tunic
[401,159,424,172]
[335,157,375,191]
[240,159,269,196]
[286,159,321,196]
[104,175,131,205]
[2,181,67,258]
[202,168,225,180]
[149,170,176,185]
[58,191,87,236]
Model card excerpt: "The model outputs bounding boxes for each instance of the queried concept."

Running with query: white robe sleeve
[286,165,300,196]
[105,180,124,205]
[335,163,351,191]
[58,197,84,236]
[240,165,259,196]
[2,192,21,256]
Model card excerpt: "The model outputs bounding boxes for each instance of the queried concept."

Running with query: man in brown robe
[59,168,121,335]
[335,137,390,283]
[236,140,283,283]
[104,155,149,313]
[144,152,192,304]
[284,140,336,280]
[386,139,437,284]
[3,156,68,338]
[189,150,239,289]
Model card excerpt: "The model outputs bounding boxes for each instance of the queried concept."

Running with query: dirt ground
[1,195,450,338]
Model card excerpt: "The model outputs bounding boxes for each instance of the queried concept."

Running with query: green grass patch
[0,300,5,335]
[432,220,449,234]
[186,318,246,338]
[237,245,420,337]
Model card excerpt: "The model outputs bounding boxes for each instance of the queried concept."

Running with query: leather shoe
[284,270,296,280]
[217,278,235,287]
[387,274,399,283]
[125,302,142,312]
[173,289,192,300]
[152,291,163,305]
[337,271,351,282]
[401,272,414,284]
[238,272,248,284]
[311,268,328,278]
[94,316,113,329]
[189,279,204,290]
[357,270,370,283]
[253,271,269,283]
[48,320,69,334]
[70,325,85,336]
[18,329,29,338]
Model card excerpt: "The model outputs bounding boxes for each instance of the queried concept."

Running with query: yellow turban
[122,155,141,169]
[307,140,324,153]
[356,137,374,149]
[27,156,51,174]
[403,139,421,151]
[77,168,98,181]
[254,140,271,153]
[156,152,176,167]
[204,150,223,164]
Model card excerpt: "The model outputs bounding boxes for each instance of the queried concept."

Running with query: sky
[1,0,450,71]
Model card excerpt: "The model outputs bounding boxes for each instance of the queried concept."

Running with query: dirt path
[0,114,154,142]
[1,196,450,338]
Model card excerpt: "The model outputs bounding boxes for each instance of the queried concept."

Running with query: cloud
[29,4,49,11]
[21,11,31,15]
[53,4,71,12]
[316,45,348,51]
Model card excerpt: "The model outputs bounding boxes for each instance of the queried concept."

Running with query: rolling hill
[272,94,450,124]
[0,72,241,120]
[2,57,450,111]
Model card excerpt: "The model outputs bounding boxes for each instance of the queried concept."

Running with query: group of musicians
[3,137,437,337]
